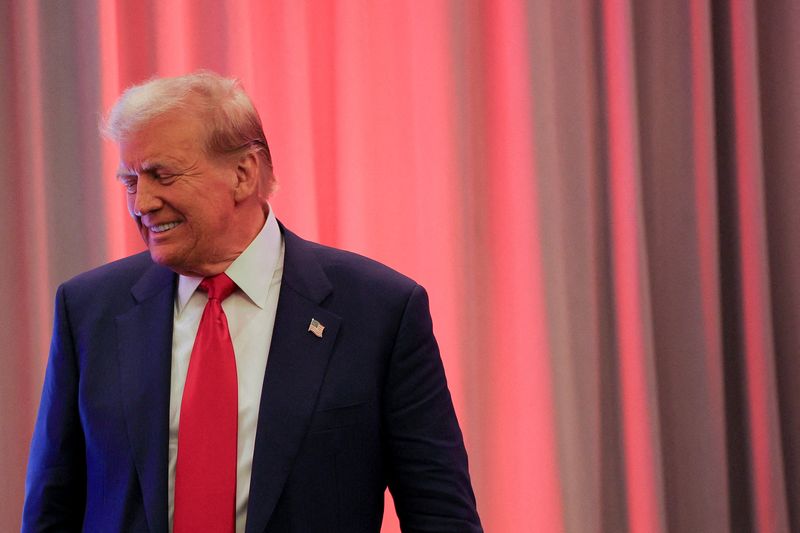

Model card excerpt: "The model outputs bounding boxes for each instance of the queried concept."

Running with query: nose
[131,175,163,216]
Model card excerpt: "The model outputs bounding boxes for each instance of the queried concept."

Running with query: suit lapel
[115,262,175,533]
[245,226,341,533]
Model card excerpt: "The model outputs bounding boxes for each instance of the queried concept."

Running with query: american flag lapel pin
[308,318,325,338]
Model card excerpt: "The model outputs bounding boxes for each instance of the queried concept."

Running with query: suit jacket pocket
[304,402,364,456]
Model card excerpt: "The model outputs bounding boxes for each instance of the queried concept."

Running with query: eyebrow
[115,161,169,178]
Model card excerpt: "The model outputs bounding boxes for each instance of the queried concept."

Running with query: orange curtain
[1,1,799,531]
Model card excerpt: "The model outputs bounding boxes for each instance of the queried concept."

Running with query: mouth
[147,221,183,234]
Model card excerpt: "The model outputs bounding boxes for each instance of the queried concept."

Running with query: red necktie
[174,273,238,533]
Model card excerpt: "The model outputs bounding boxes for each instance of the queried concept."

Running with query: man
[22,71,482,532]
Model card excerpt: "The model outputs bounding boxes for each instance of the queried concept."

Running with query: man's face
[117,111,240,277]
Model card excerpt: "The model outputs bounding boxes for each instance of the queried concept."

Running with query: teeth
[150,222,181,233]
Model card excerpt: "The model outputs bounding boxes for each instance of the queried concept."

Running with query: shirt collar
[175,206,282,314]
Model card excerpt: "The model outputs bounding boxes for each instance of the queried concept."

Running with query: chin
[147,246,180,269]
[148,247,201,277]
[148,250,172,268]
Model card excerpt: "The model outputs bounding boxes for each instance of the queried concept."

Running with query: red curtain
[1,1,799,531]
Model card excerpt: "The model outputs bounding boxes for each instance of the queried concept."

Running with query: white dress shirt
[168,208,284,533]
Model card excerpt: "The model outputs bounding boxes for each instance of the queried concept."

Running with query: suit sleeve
[22,285,86,532]
[383,284,483,532]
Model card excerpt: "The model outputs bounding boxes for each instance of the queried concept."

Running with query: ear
[232,151,260,203]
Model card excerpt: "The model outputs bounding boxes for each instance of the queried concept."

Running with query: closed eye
[154,173,180,185]
[116,160,198,192]
[117,175,138,194]
[116,172,179,193]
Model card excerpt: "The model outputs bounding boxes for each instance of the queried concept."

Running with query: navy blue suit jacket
[23,225,481,532]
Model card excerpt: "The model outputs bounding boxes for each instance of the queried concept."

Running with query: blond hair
[103,70,276,198]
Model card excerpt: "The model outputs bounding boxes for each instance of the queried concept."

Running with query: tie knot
[199,273,237,301]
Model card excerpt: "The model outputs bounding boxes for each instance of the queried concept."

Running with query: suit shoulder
[303,240,419,295]
[60,251,155,292]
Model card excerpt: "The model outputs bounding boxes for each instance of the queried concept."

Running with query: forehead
[119,110,208,164]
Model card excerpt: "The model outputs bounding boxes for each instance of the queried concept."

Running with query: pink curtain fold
[1,1,798,531]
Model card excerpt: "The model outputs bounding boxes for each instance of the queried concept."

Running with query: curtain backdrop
[2,1,798,531]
